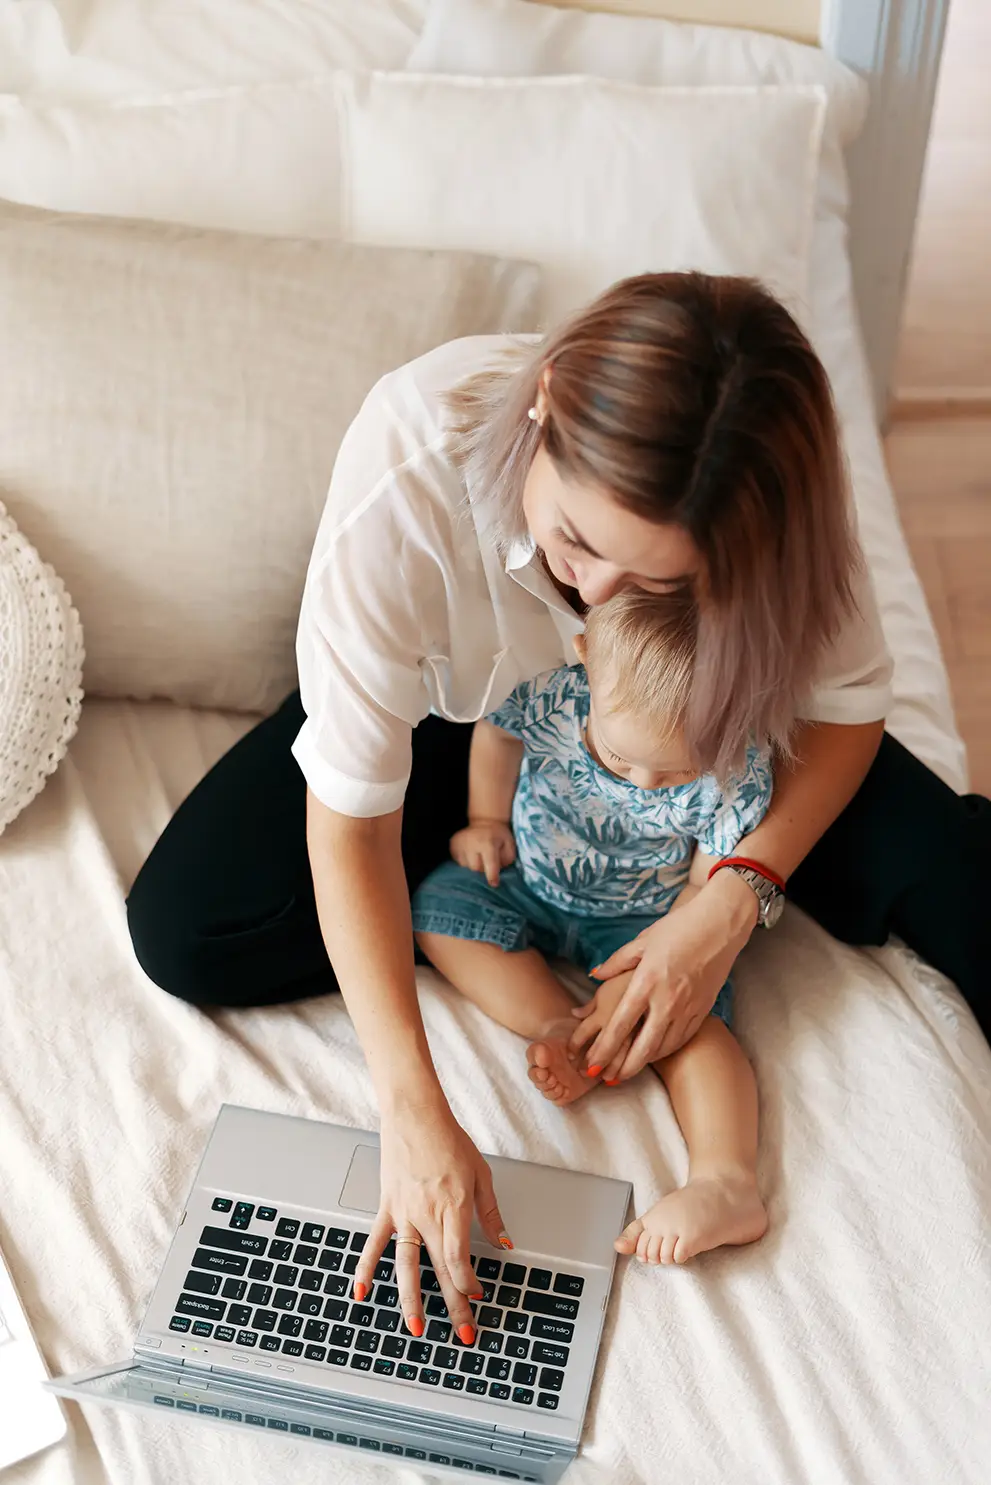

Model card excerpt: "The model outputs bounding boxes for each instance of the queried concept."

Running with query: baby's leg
[616,1018,767,1264]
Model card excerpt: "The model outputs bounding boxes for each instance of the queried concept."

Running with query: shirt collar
[504,534,584,630]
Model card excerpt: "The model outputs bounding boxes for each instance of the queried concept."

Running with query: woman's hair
[448,272,860,776]
[584,591,697,752]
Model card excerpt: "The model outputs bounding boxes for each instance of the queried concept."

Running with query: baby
[411,592,771,1265]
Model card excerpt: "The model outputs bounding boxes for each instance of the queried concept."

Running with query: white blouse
[294,336,892,818]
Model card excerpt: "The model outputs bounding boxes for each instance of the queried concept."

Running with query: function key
[230,1202,254,1230]
[324,1228,349,1249]
[256,1206,277,1222]
[350,1353,373,1372]
[305,1344,327,1363]
[282,1339,303,1356]
[397,1363,418,1381]
[537,1392,560,1411]
[211,1197,233,1213]
[489,1382,510,1401]
[327,1349,349,1367]
[466,1376,487,1395]
[349,1232,368,1252]
[276,1218,299,1239]
[301,1223,325,1244]
[260,1335,280,1352]
[476,1257,501,1281]
[269,1240,293,1262]
[522,1292,578,1320]
[528,1268,552,1291]
[443,1373,465,1391]
[374,1358,395,1376]
[553,1272,585,1297]
[512,1386,534,1406]
[502,1262,527,1286]
[419,1367,441,1386]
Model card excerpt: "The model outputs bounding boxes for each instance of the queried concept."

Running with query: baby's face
[586,703,699,791]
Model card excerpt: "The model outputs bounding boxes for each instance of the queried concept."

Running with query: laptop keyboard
[167,1197,585,1414]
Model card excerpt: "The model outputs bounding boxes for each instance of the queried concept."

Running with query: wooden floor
[885,0,991,794]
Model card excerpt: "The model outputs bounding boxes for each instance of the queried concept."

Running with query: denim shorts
[411,861,732,1027]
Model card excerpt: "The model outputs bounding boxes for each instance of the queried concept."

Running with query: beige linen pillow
[0,200,539,711]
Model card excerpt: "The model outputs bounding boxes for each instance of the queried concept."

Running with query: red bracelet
[708,856,786,892]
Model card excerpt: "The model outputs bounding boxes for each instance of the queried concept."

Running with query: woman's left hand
[570,871,759,1076]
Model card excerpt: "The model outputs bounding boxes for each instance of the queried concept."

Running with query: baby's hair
[583,593,697,745]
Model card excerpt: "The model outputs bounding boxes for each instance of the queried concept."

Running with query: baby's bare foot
[615,1170,767,1265]
[526,1018,599,1106]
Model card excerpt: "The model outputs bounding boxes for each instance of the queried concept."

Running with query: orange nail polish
[353,1282,367,1302]
[470,1291,484,1300]
[587,1064,603,1077]
[498,1233,514,1250]
[604,1079,619,1086]
[408,1316,424,1338]
[458,1324,476,1346]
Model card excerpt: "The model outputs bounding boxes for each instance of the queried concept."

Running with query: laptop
[47,1105,631,1481]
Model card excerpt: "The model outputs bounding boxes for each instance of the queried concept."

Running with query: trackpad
[339,1144,381,1213]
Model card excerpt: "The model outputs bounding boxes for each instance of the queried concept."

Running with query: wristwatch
[709,857,785,929]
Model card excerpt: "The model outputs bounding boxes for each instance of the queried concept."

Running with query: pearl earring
[527,406,539,422]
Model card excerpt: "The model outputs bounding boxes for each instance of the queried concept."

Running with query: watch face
[762,891,785,929]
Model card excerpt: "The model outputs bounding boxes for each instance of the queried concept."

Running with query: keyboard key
[553,1273,585,1297]
[374,1358,395,1376]
[176,1294,226,1321]
[298,1294,323,1317]
[504,1313,528,1335]
[434,1346,459,1370]
[355,1332,379,1354]
[419,1368,440,1386]
[325,1228,348,1249]
[529,1317,574,1343]
[282,1339,303,1357]
[376,1285,399,1309]
[236,1330,258,1348]
[304,1344,326,1362]
[512,1387,534,1406]
[426,1320,451,1343]
[327,1348,349,1367]
[502,1263,527,1286]
[513,1364,536,1386]
[532,1342,569,1367]
[426,1295,448,1318]
[538,1392,559,1411]
[318,1250,342,1272]
[227,1305,252,1327]
[477,1281,496,1303]
[191,1321,213,1337]
[170,1316,191,1332]
[350,1232,367,1252]
[408,1341,432,1364]
[522,1292,578,1320]
[269,1240,293,1262]
[459,1352,485,1375]
[466,1376,487,1395]
[301,1223,324,1244]
[199,1226,266,1256]
[496,1286,521,1309]
[272,1289,296,1311]
[277,1315,303,1337]
[214,1325,235,1342]
[248,1259,273,1281]
[528,1268,552,1291]
[324,1299,349,1322]
[489,1383,510,1401]
[382,1335,407,1358]
[211,1197,233,1213]
[276,1219,299,1239]
[273,1265,299,1287]
[247,1283,272,1306]
[221,1278,246,1300]
[350,1304,374,1327]
[505,1337,529,1360]
[485,1357,510,1381]
[184,1270,221,1296]
[191,1248,246,1276]
[294,1245,318,1267]
[230,1202,254,1229]
[374,1309,399,1331]
[324,1275,349,1298]
[477,1306,502,1332]
[478,1331,503,1354]
[330,1325,355,1349]
[260,1334,280,1352]
[256,1206,277,1222]
[343,1254,360,1276]
[253,1310,277,1332]
[398,1363,418,1381]
[350,1354,373,1372]
[539,1367,565,1392]
[303,1320,328,1343]
[476,1257,501,1281]
[443,1373,465,1391]
[420,1269,441,1294]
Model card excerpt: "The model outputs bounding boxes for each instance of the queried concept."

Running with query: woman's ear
[534,365,552,424]
[573,632,587,663]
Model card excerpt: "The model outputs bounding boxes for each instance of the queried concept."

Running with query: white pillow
[339,72,825,328]
[0,501,84,836]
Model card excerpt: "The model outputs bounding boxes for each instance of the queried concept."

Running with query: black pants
[126,691,991,1038]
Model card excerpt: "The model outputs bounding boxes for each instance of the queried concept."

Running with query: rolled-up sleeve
[804,554,893,725]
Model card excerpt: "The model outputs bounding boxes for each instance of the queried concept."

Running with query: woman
[126,273,989,1345]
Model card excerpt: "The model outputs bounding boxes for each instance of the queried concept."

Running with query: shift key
[199,1226,267,1255]
[522,1291,578,1320]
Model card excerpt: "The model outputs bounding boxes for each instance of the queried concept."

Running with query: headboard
[537,0,952,418]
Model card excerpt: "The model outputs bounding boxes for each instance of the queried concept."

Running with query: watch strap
[707,855,786,892]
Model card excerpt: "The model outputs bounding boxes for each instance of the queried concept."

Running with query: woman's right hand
[352,1104,512,1343]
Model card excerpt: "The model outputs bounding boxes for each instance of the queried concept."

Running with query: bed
[1,3,988,1484]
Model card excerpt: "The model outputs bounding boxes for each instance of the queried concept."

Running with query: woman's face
[522,445,700,607]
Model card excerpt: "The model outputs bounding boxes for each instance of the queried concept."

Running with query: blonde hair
[584,592,697,753]
[448,271,860,777]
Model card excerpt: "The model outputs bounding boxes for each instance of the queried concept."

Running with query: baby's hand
[450,820,516,888]
[569,981,637,1083]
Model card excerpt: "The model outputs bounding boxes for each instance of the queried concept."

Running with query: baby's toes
[660,1233,679,1265]
[645,1233,663,1266]
[614,1217,643,1254]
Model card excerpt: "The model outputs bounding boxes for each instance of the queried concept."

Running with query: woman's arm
[306,792,509,1337]
[578,718,884,1075]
